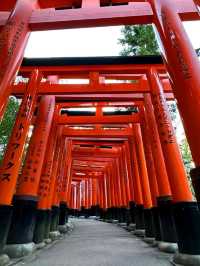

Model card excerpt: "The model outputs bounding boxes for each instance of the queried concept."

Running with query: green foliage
[119,25,160,56]
[0,97,20,162]
[180,139,194,176]
[168,103,193,177]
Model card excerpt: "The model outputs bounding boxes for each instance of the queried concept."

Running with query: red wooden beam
[57,113,140,125]
[12,79,172,95]
[62,127,133,137]
[19,64,165,76]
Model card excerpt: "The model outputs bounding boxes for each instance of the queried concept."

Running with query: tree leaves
[118,25,160,56]
[0,97,20,162]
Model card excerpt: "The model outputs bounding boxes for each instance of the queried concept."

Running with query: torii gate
[0,2,199,263]
[0,56,197,264]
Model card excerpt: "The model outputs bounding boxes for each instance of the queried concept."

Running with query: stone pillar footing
[58,224,68,234]
[4,242,36,258]
[0,254,10,266]
[111,220,118,224]
[44,238,52,244]
[158,241,178,254]
[134,229,145,237]
[128,223,136,231]
[35,242,46,249]
[118,222,127,227]
[49,231,61,241]
[173,252,200,265]
[143,237,155,245]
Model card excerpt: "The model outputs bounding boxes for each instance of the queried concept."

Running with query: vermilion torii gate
[0,0,199,265]
[0,55,197,265]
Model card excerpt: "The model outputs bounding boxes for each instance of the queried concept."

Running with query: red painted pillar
[129,140,143,206]
[150,0,200,199]
[133,124,153,209]
[140,108,159,207]
[108,166,116,220]
[6,95,55,247]
[0,70,40,205]
[51,138,68,211]
[121,146,131,205]
[143,94,172,199]
[140,104,177,242]
[148,69,192,202]
[59,139,72,225]
[124,141,135,204]
[47,128,63,211]
[130,139,144,232]
[113,160,122,209]
[44,126,63,241]
[0,69,40,252]
[34,120,57,244]
[118,155,128,207]
[133,123,154,237]
[0,0,38,119]
[148,68,200,258]
[143,94,177,244]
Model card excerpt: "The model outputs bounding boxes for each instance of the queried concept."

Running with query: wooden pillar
[143,95,177,245]
[130,139,144,232]
[148,67,200,259]
[133,123,153,237]
[0,69,40,253]
[7,96,55,247]
[150,0,200,201]
[59,139,72,225]
[0,0,37,119]
[0,70,40,205]
[33,120,58,245]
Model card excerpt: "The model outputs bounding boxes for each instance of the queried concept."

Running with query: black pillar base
[144,208,155,238]
[157,196,177,243]
[129,201,135,225]
[50,206,60,232]
[99,209,106,220]
[80,206,85,217]
[33,209,48,244]
[152,207,162,242]
[105,208,112,220]
[44,210,51,240]
[173,201,200,255]
[190,167,200,202]
[112,207,119,221]
[0,205,13,252]
[135,205,145,230]
[59,202,68,226]
[7,195,38,244]
[91,205,100,217]
[118,207,127,223]
[84,209,90,218]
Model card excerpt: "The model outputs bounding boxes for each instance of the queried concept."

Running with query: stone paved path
[21,218,173,266]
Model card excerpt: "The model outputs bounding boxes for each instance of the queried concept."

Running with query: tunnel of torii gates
[0,0,200,266]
